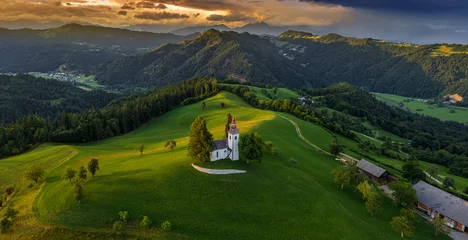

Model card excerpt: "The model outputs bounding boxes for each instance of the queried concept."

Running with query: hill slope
[0,24,194,73]
[0,92,449,240]
[95,29,468,101]
[0,74,118,124]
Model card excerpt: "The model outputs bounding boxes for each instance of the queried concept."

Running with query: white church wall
[211,148,228,161]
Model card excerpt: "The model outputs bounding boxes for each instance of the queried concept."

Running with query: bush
[140,216,152,228]
[289,158,298,165]
[5,187,14,197]
[119,211,129,222]
[112,221,124,235]
[161,220,171,231]
[0,216,12,234]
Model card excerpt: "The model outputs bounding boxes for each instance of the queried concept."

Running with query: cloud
[206,12,255,22]
[118,10,128,15]
[136,1,155,8]
[299,0,468,13]
[134,11,190,21]
[121,3,135,10]
[155,3,167,9]
[193,13,201,18]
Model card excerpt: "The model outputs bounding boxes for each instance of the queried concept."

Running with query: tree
[402,157,425,183]
[433,216,449,236]
[201,101,206,109]
[5,187,13,197]
[443,177,455,188]
[63,166,77,184]
[165,140,177,151]
[220,102,225,108]
[224,113,232,138]
[329,139,343,157]
[391,209,415,238]
[87,158,99,177]
[25,165,44,183]
[388,181,417,206]
[427,165,439,178]
[78,166,87,180]
[365,191,383,215]
[138,144,144,155]
[240,132,265,164]
[74,180,84,203]
[140,216,152,228]
[119,211,129,222]
[188,117,213,162]
[357,180,373,200]
[161,220,171,231]
[332,166,351,189]
[4,205,17,219]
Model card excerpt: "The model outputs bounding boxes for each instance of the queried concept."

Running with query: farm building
[413,181,468,233]
[337,153,359,164]
[356,160,396,184]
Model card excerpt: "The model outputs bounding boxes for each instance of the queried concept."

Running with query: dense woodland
[0,24,194,73]
[0,77,218,158]
[0,74,118,124]
[95,29,468,103]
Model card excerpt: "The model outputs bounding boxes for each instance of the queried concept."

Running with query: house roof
[213,138,228,150]
[413,181,468,226]
[356,160,387,178]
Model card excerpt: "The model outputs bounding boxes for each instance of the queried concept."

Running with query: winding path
[191,164,246,175]
[276,114,331,155]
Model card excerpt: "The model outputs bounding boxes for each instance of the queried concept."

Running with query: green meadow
[220,83,300,100]
[373,92,468,123]
[1,92,448,239]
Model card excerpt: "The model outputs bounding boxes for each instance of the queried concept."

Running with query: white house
[211,116,240,161]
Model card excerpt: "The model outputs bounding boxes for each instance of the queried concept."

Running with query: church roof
[213,138,228,150]
[228,116,240,135]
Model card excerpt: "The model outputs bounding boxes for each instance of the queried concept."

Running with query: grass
[431,45,468,56]
[0,92,449,240]
[373,92,468,123]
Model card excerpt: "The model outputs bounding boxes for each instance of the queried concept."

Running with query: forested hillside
[95,29,468,102]
[0,24,194,73]
[0,74,118,124]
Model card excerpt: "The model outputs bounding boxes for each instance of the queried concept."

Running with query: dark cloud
[54,1,62,7]
[299,0,468,13]
[136,1,155,8]
[121,3,135,10]
[66,2,72,6]
[134,11,190,21]
[206,13,253,22]
[193,13,201,18]
[155,3,167,9]
[118,10,128,16]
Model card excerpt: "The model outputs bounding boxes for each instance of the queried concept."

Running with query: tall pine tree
[188,117,213,162]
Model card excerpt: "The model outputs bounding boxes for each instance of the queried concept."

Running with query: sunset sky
[1,0,468,42]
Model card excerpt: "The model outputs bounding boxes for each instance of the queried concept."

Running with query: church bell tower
[227,116,240,160]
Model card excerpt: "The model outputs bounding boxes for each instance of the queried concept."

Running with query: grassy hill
[373,92,468,123]
[0,92,448,239]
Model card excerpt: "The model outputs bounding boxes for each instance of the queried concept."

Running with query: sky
[1,0,468,43]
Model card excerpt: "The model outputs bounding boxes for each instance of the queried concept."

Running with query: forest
[0,74,118,124]
[0,77,218,158]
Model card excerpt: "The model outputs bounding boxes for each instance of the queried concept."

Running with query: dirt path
[276,114,332,155]
[191,164,246,175]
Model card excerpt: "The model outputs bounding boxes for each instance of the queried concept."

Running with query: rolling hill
[0,24,195,73]
[95,29,468,102]
[0,91,449,240]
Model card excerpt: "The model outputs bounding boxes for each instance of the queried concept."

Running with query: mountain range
[95,29,468,100]
[0,24,195,73]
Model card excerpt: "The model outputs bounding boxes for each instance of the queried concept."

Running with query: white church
[211,116,240,161]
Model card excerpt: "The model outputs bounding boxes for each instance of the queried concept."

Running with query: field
[373,92,468,123]
[0,92,448,239]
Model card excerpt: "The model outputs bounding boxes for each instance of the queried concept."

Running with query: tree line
[0,77,218,159]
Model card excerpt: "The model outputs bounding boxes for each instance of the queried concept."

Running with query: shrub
[161,220,171,231]
[289,158,298,165]
[5,187,13,197]
[113,221,124,235]
[119,211,129,222]
[140,216,152,228]
[0,216,12,234]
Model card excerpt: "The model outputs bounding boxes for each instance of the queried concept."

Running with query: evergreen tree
[188,117,213,162]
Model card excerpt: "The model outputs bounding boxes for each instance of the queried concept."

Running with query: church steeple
[227,115,240,161]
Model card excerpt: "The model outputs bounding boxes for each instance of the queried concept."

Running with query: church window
[235,136,237,140]
[229,136,231,140]
[217,151,218,158]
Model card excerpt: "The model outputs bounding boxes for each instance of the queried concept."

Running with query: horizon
[2,0,468,44]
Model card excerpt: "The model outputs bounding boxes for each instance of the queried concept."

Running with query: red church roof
[228,116,240,135]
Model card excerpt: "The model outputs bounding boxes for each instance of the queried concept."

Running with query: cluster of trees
[0,77,218,159]
[0,203,17,233]
[62,159,100,203]
[112,211,171,235]
[0,74,118,124]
